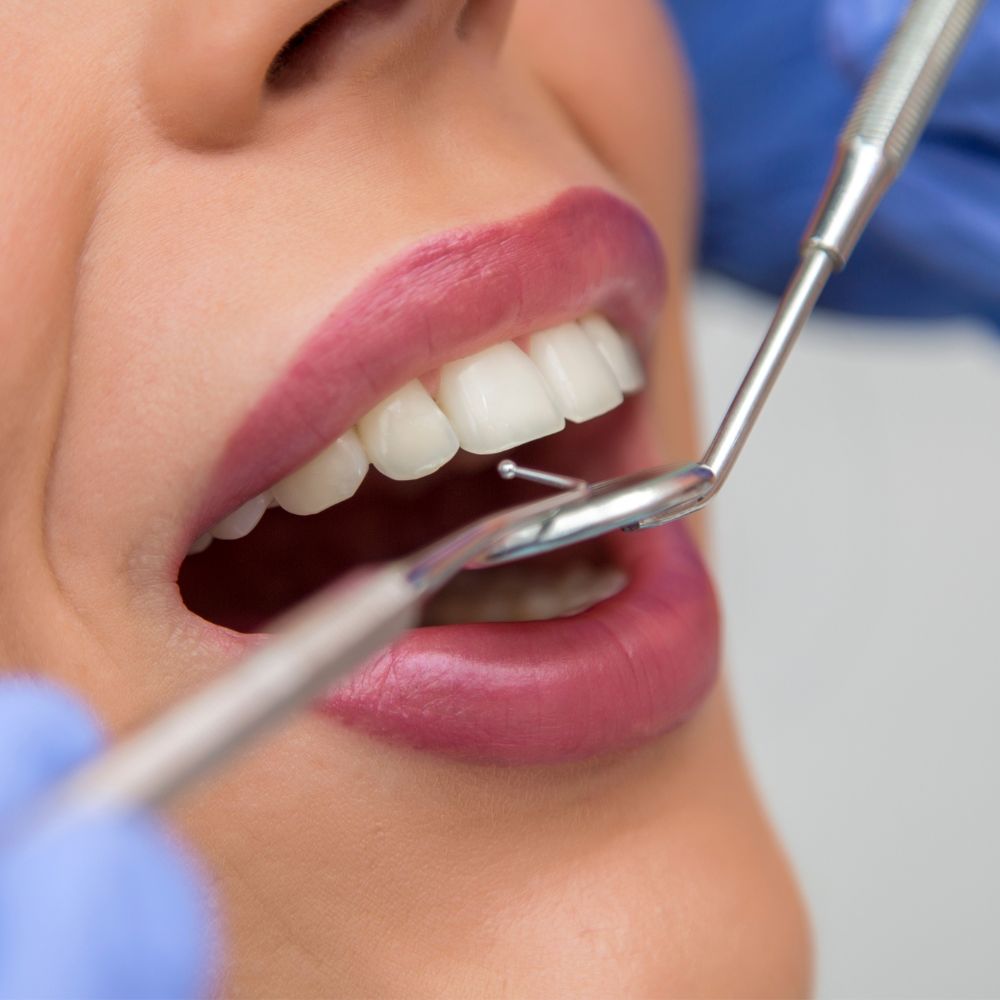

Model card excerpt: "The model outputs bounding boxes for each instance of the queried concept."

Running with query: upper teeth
[193,314,643,550]
[271,428,370,517]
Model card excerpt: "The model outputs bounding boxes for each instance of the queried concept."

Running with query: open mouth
[174,188,719,764]
[181,315,641,632]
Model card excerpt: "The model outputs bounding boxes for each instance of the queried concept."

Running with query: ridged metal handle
[806,0,984,267]
[703,0,983,486]
[845,0,981,161]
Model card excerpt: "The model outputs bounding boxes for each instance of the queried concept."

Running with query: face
[1,0,809,994]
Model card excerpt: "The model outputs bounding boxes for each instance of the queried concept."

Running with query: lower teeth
[421,561,627,626]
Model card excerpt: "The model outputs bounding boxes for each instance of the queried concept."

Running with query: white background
[691,276,1000,998]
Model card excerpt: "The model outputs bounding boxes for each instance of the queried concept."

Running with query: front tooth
[357,380,459,481]
[557,565,628,617]
[211,492,269,540]
[272,429,368,516]
[580,316,645,394]
[514,583,571,622]
[436,342,564,455]
[528,322,623,423]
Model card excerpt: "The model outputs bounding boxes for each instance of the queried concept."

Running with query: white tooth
[357,380,459,481]
[272,429,369,516]
[436,342,564,455]
[558,566,628,617]
[515,584,570,622]
[211,492,269,541]
[188,533,212,555]
[528,322,623,423]
[580,315,645,394]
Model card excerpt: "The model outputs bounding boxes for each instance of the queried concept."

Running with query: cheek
[0,29,117,665]
[507,0,699,459]
[508,0,697,239]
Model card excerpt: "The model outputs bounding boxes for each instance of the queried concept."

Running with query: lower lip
[320,521,719,765]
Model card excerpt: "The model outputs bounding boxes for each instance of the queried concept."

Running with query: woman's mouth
[190,312,644,552]
[174,187,719,765]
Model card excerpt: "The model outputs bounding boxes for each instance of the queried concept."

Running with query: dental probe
[18,480,588,827]
[14,0,981,835]
[472,0,985,568]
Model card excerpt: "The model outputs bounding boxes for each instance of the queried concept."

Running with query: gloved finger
[873,139,1000,316]
[825,0,1000,140]
[0,678,102,820]
[0,812,216,1000]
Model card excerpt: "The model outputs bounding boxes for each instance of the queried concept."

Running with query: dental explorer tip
[496,461,588,492]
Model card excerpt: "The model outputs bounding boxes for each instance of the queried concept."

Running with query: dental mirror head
[466,460,718,569]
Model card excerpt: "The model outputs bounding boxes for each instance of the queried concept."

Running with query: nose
[144,1,344,147]
[143,0,476,148]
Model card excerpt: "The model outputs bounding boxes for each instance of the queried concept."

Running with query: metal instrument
[25,0,983,827]
[32,480,588,821]
[474,0,985,566]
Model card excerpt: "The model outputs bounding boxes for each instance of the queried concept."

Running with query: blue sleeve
[668,0,1000,325]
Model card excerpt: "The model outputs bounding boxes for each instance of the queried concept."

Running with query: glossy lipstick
[191,187,719,765]
[325,520,719,765]
[196,187,666,542]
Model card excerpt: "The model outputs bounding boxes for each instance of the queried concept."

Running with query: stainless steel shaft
[22,477,588,824]
[700,249,835,486]
[702,0,984,486]
[39,568,420,819]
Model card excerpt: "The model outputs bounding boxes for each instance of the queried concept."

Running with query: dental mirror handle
[15,476,588,829]
[701,0,984,488]
[23,566,419,825]
[806,0,984,267]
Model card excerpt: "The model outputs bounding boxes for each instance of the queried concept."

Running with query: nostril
[265,0,411,91]
[266,4,341,90]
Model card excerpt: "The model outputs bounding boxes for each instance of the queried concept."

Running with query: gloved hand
[0,679,215,1000]
[669,0,1000,325]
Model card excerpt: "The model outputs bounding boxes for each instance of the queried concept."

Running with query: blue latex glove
[669,0,1000,325]
[0,680,215,1000]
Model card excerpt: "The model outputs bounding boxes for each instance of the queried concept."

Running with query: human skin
[0,1,810,996]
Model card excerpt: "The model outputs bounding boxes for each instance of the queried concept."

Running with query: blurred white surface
[691,276,1000,999]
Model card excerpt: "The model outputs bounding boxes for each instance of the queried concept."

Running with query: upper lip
[189,186,667,555]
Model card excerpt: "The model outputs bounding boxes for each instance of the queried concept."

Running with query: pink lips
[325,522,719,765]
[196,187,720,765]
